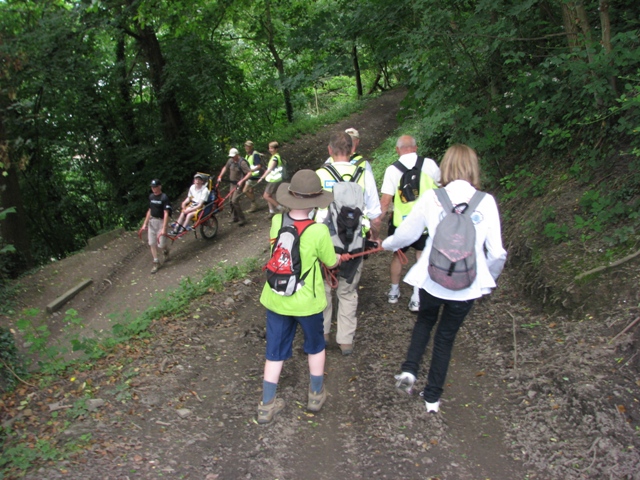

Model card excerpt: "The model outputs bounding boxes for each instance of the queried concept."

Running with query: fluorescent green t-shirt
[260,214,336,316]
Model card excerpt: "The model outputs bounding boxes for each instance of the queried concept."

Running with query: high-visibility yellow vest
[247,152,262,178]
[265,153,283,182]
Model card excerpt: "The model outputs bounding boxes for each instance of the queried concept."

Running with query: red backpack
[264,215,315,296]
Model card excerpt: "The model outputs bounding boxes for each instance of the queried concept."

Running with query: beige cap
[345,128,360,138]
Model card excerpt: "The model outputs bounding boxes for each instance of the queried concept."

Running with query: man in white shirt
[316,131,382,355]
[379,135,439,312]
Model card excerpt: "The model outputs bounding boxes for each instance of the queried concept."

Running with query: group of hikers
[140,128,507,424]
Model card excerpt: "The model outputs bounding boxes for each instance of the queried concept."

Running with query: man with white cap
[218,147,251,226]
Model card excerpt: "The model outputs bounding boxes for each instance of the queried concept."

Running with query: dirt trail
[2,88,640,480]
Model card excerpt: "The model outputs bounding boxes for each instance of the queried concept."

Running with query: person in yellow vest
[325,127,373,175]
[258,141,284,218]
[315,131,382,355]
[240,140,263,213]
[379,135,440,312]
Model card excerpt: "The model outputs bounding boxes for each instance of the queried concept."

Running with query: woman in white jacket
[381,144,507,413]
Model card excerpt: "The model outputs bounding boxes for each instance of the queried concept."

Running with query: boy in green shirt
[258,170,339,424]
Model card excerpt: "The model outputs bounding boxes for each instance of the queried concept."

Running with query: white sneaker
[408,300,419,312]
[425,400,440,413]
[388,289,400,304]
[394,372,416,394]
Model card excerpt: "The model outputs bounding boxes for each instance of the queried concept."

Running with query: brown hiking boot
[339,344,353,356]
[257,397,285,424]
[247,202,258,213]
[307,387,327,412]
[151,261,160,274]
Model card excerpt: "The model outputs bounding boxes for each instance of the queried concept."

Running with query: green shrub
[0,326,27,393]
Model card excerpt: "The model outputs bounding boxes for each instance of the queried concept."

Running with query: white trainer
[394,372,416,394]
[425,400,440,413]
[388,288,400,304]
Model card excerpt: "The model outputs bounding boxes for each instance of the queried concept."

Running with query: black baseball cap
[150,179,161,187]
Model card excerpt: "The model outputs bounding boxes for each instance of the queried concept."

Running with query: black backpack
[393,156,425,203]
[264,215,315,296]
[428,189,486,290]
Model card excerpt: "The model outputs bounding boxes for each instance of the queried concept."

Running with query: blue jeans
[401,289,475,403]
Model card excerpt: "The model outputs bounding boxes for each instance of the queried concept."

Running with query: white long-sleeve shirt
[382,180,507,301]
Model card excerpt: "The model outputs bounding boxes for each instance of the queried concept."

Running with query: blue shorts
[265,310,325,361]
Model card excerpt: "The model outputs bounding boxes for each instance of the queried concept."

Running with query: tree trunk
[264,0,294,123]
[352,44,363,97]
[599,0,617,95]
[0,94,33,270]
[115,31,139,146]
[134,24,184,141]
[560,1,580,51]
[559,1,603,107]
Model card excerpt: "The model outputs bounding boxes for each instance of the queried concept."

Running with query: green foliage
[10,257,259,384]
[499,165,548,201]
[543,223,570,244]
[397,0,640,186]
[0,428,91,476]
[0,326,27,393]
[14,309,86,375]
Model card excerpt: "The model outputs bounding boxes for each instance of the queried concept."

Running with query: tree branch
[575,249,640,282]
[0,358,36,388]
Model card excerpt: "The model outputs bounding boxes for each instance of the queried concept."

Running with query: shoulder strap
[323,163,363,184]
[350,166,364,184]
[282,214,314,234]
[323,164,344,182]
[393,161,408,174]
[435,188,485,215]
[435,188,454,213]
[296,219,315,235]
[464,191,486,216]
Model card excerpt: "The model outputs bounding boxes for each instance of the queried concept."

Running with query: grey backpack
[322,164,366,283]
[428,189,486,290]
